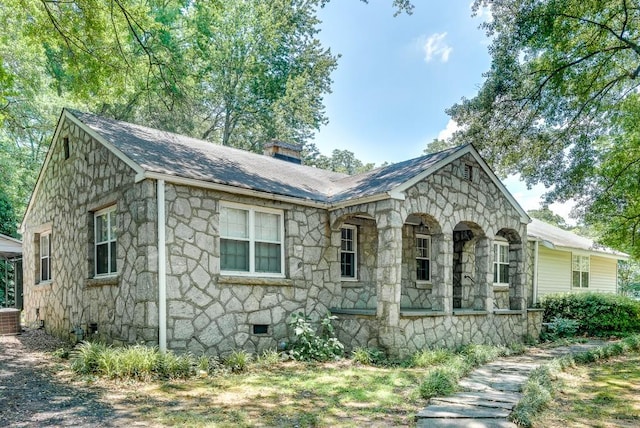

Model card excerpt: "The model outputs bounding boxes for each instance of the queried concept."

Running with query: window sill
[33,281,53,289]
[415,281,432,290]
[218,276,294,287]
[341,280,365,288]
[86,276,120,287]
[493,284,509,292]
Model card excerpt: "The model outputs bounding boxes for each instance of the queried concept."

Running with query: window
[416,234,431,282]
[340,225,357,279]
[95,206,117,276]
[63,137,70,160]
[493,242,509,285]
[220,204,284,276]
[572,255,589,288]
[40,232,51,282]
[463,164,473,181]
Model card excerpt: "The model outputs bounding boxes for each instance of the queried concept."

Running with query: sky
[312,1,575,223]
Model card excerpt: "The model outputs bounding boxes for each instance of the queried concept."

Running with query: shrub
[224,349,252,373]
[410,348,454,368]
[542,316,580,340]
[419,367,458,398]
[351,347,385,365]
[287,312,344,362]
[255,349,280,367]
[541,292,640,336]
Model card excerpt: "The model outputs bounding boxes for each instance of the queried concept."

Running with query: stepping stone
[431,396,516,410]
[416,403,511,419]
[416,418,517,427]
[455,390,522,404]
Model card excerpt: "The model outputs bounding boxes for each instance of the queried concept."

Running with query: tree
[0,187,17,237]
[303,143,375,174]
[446,0,640,254]
[527,206,569,230]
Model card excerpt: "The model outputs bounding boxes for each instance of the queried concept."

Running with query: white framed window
[493,242,509,285]
[220,203,284,276]
[463,164,473,181]
[572,254,589,288]
[416,234,431,282]
[95,206,117,277]
[340,225,357,279]
[40,232,51,282]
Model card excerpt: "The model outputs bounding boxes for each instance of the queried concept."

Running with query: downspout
[533,240,539,306]
[157,179,167,353]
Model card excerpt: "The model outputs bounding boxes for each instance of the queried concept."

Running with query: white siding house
[528,219,628,302]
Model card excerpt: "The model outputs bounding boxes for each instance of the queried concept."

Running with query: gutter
[157,179,167,353]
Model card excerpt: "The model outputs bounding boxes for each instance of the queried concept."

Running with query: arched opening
[401,214,443,310]
[452,221,488,310]
[333,213,378,311]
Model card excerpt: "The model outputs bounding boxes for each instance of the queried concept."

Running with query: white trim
[340,225,358,280]
[571,253,590,289]
[219,202,285,277]
[526,237,627,260]
[39,232,51,282]
[94,205,117,277]
[157,179,167,353]
[415,233,431,283]
[533,240,539,304]
[493,241,510,286]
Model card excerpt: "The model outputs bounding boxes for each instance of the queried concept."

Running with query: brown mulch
[0,329,151,427]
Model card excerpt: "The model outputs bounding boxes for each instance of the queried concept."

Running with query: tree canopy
[446,0,640,256]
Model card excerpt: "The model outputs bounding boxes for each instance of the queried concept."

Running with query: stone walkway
[415,341,607,428]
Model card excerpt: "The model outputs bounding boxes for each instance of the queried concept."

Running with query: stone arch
[401,213,443,310]
[331,212,378,311]
[495,227,525,310]
[452,221,489,310]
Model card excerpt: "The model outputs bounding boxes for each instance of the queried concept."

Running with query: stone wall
[22,117,158,344]
[334,311,534,357]
[163,184,343,356]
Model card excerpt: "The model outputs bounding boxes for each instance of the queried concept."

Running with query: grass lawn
[534,351,640,428]
[84,360,429,427]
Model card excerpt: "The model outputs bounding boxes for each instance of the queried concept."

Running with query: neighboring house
[21,109,542,357]
[0,233,23,309]
[527,219,628,301]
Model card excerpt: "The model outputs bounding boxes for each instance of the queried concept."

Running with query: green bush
[542,316,580,340]
[224,349,252,373]
[419,367,458,398]
[410,348,454,368]
[351,347,385,365]
[71,341,194,380]
[541,292,640,336]
[287,312,344,362]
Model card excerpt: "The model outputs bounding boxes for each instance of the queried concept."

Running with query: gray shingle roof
[528,218,627,258]
[69,110,468,204]
[0,233,22,258]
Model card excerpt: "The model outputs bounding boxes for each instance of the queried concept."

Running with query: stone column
[374,201,404,353]
[432,233,453,312]
[474,237,492,312]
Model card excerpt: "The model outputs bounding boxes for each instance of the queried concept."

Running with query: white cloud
[421,32,453,63]
[437,118,460,141]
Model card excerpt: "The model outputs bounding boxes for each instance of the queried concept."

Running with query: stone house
[21,109,542,357]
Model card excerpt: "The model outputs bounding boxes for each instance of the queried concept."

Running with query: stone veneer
[22,119,158,344]
[22,115,540,356]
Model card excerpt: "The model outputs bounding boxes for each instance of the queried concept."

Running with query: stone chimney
[263,140,303,165]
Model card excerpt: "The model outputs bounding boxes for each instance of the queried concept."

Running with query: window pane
[341,228,353,252]
[221,208,248,239]
[40,235,50,257]
[41,258,49,281]
[110,241,117,273]
[493,264,498,283]
[417,259,430,281]
[581,256,589,271]
[110,211,117,240]
[572,271,581,288]
[500,245,509,263]
[255,242,281,273]
[221,239,249,271]
[341,252,355,277]
[96,243,109,275]
[500,264,509,284]
[416,237,430,258]
[96,213,109,243]
[255,212,280,241]
[582,272,589,288]
[572,256,580,271]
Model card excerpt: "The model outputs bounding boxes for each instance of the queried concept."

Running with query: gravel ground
[0,329,148,427]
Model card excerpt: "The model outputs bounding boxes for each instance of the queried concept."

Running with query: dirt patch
[0,329,153,427]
